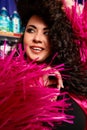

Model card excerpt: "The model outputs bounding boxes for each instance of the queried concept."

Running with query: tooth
[33,47,42,51]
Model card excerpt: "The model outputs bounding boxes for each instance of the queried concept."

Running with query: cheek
[46,38,51,50]
[24,43,28,51]
[23,33,32,45]
[23,40,28,52]
[46,42,51,53]
[23,36,29,52]
[23,35,28,46]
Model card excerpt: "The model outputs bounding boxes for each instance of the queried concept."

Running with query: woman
[0,0,74,129]
[16,0,87,129]
[0,0,86,129]
[17,0,65,89]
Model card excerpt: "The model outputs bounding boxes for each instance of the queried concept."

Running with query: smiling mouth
[30,46,44,53]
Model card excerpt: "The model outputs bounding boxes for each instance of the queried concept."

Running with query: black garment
[53,96,86,130]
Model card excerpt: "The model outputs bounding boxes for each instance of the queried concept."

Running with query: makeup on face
[23,15,51,62]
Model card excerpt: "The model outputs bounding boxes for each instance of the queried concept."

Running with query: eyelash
[44,31,49,36]
[26,28,49,36]
[26,28,34,33]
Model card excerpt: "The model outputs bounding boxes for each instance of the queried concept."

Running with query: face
[23,15,51,62]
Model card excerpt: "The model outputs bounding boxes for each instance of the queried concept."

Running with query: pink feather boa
[63,2,87,129]
[63,1,87,63]
[0,47,74,130]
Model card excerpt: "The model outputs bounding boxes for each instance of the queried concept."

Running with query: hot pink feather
[64,1,87,63]
[0,46,74,130]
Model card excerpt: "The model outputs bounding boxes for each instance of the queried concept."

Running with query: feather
[0,45,74,130]
[63,1,87,63]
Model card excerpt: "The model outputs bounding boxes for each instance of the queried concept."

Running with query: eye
[44,31,49,36]
[26,28,35,33]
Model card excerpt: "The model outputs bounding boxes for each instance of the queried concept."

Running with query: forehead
[27,15,48,28]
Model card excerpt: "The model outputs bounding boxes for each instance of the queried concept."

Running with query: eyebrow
[27,25,49,30]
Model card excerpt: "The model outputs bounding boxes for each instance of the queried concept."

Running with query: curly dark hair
[16,0,87,96]
[16,0,54,28]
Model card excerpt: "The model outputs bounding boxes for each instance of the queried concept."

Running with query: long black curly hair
[46,0,87,96]
[16,0,87,96]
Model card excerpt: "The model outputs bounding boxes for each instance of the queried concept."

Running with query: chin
[29,55,48,63]
[35,58,45,63]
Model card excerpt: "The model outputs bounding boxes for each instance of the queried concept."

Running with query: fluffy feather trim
[63,1,87,63]
[0,46,74,130]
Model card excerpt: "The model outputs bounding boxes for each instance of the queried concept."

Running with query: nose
[33,32,42,43]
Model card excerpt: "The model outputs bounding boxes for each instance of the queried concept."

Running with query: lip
[30,46,44,53]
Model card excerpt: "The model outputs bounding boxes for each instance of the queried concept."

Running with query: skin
[23,15,51,62]
[23,15,64,90]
